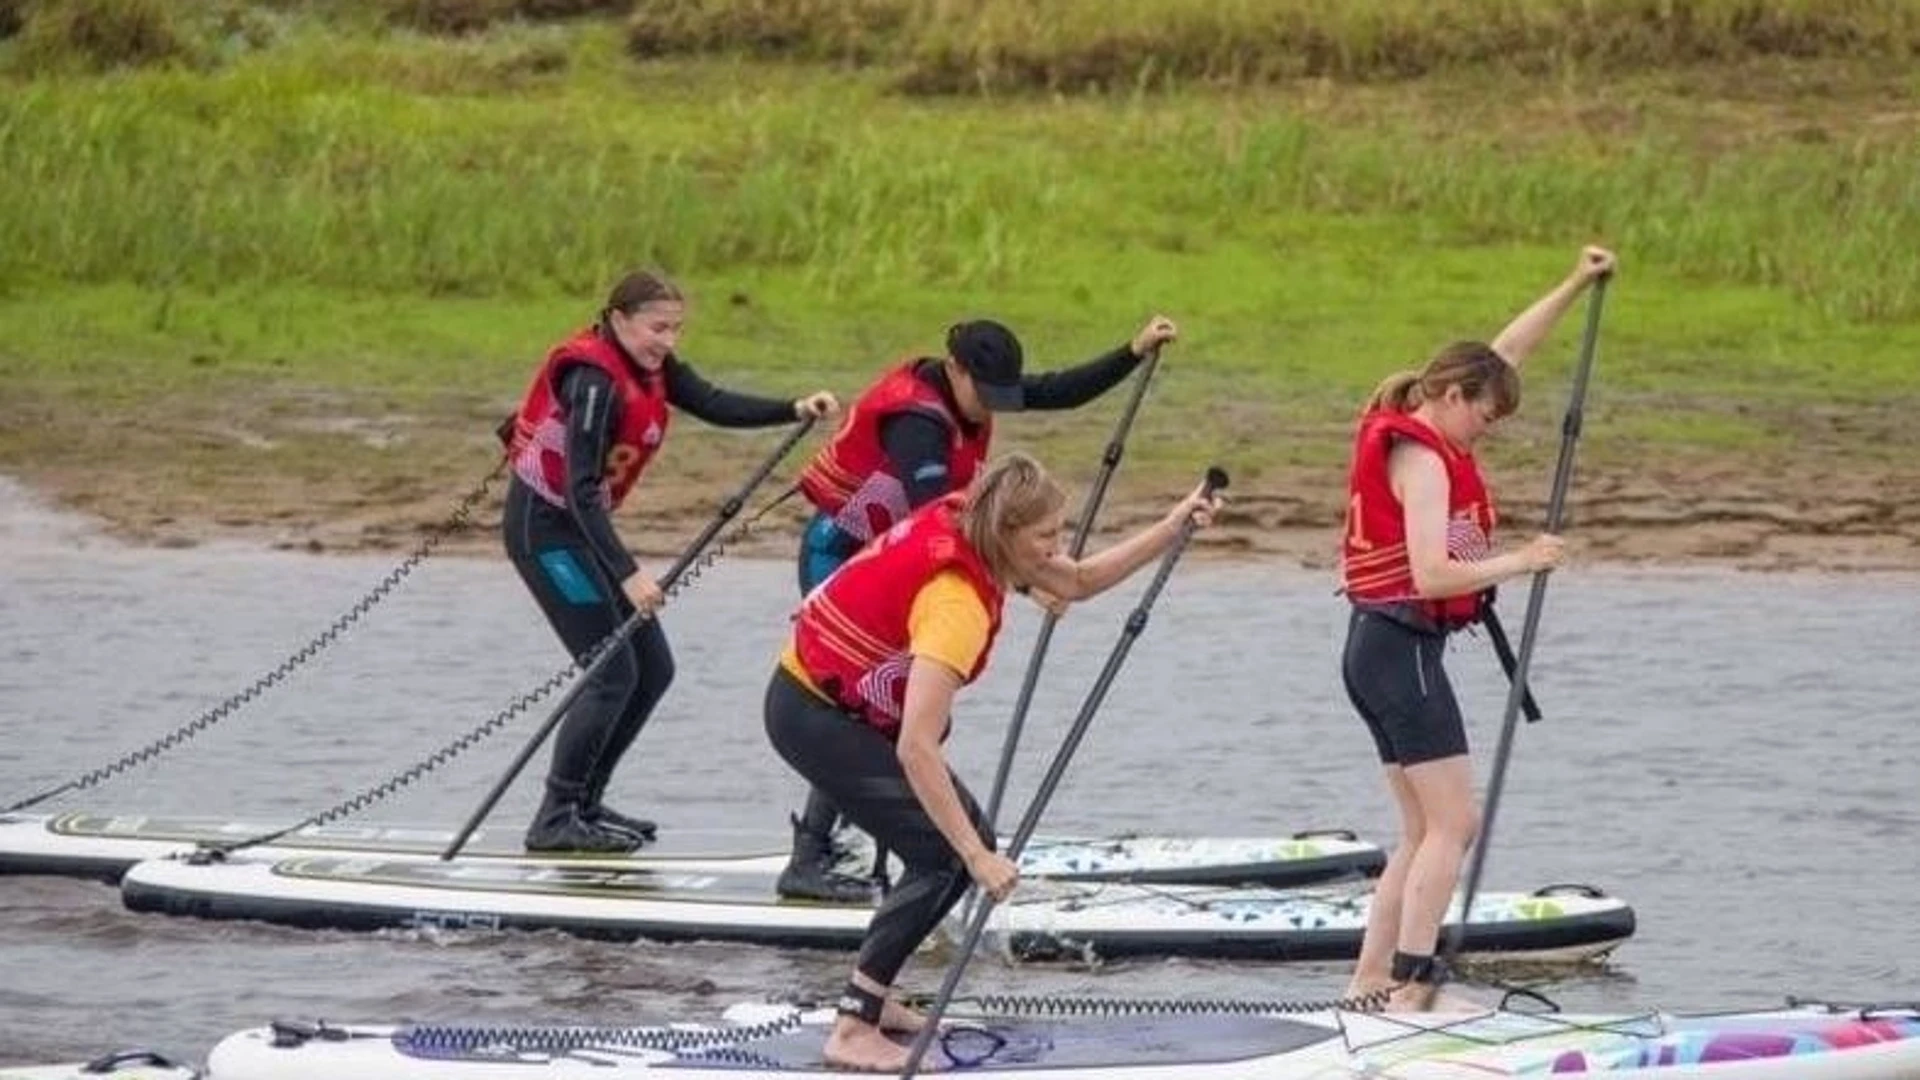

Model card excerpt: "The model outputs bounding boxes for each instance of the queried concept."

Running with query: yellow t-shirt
[904,570,992,678]
[781,570,991,695]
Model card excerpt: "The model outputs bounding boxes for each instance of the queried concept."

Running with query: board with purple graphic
[176,999,1920,1079]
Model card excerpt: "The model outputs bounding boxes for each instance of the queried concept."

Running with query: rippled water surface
[2,481,1915,1065]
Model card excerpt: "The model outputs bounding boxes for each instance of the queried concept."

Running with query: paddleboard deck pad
[0,812,1382,889]
[119,853,1631,962]
[198,999,1920,1078]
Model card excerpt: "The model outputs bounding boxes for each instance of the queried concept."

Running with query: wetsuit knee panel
[536,548,604,606]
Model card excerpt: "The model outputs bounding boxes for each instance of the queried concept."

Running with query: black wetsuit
[787,345,1145,849]
[795,346,1146,594]
[765,666,996,986]
[503,329,794,837]
[1340,606,1470,766]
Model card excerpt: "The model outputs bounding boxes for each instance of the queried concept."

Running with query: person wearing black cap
[500,270,839,853]
[775,313,1177,901]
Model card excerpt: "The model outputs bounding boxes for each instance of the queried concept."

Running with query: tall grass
[626,0,1920,90]
[4,26,1917,319]
[0,47,1042,296]
[374,0,630,35]
[8,0,201,71]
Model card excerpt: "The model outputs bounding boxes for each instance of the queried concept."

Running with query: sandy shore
[10,444,1918,574]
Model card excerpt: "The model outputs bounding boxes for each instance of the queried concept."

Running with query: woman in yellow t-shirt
[767,452,1220,1072]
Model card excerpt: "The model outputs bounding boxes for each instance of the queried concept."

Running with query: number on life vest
[1345,493,1372,551]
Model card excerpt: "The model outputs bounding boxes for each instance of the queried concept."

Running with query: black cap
[947,320,1025,412]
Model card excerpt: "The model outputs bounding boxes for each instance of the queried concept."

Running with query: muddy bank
[11,448,1918,574]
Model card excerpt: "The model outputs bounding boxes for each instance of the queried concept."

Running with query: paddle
[1443,274,1609,965]
[982,346,1163,831]
[898,466,1228,1080]
[439,417,817,861]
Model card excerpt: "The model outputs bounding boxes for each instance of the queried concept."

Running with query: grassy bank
[625,0,1920,89]
[3,18,1918,318]
[1,9,1917,566]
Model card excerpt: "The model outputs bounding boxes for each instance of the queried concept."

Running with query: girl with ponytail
[1339,246,1616,1010]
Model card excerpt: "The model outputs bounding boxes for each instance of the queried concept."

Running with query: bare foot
[1385,982,1487,1014]
[880,997,929,1034]
[1343,980,1397,1011]
[1425,987,1489,1014]
[823,1017,932,1072]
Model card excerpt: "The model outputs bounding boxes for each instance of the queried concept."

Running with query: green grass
[4,23,1917,319]
[625,0,1920,89]
[1,10,1917,540]
[7,229,1916,477]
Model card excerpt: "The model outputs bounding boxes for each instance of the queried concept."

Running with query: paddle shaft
[899,467,1226,1080]
[439,418,815,861]
[1445,276,1608,960]
[982,349,1162,830]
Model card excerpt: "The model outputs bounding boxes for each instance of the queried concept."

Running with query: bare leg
[1386,754,1479,1013]
[1347,767,1422,1004]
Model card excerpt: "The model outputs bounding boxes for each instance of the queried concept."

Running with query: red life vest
[790,496,1005,738]
[797,361,992,542]
[505,327,671,510]
[1341,408,1497,630]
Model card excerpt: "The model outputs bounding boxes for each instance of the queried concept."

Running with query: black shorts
[1341,606,1468,766]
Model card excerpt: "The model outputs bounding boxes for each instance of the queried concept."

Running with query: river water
[1,479,1915,1066]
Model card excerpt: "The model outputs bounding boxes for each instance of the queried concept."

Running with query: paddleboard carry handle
[270,1019,353,1048]
[81,1049,188,1073]
[1531,882,1605,898]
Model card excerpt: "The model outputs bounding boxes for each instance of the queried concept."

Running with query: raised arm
[1021,315,1177,410]
[1490,246,1616,369]
[1020,479,1218,601]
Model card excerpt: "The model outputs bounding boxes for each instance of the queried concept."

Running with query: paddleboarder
[776,314,1179,902]
[764,451,1221,1071]
[1338,245,1616,1009]
[501,270,839,853]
